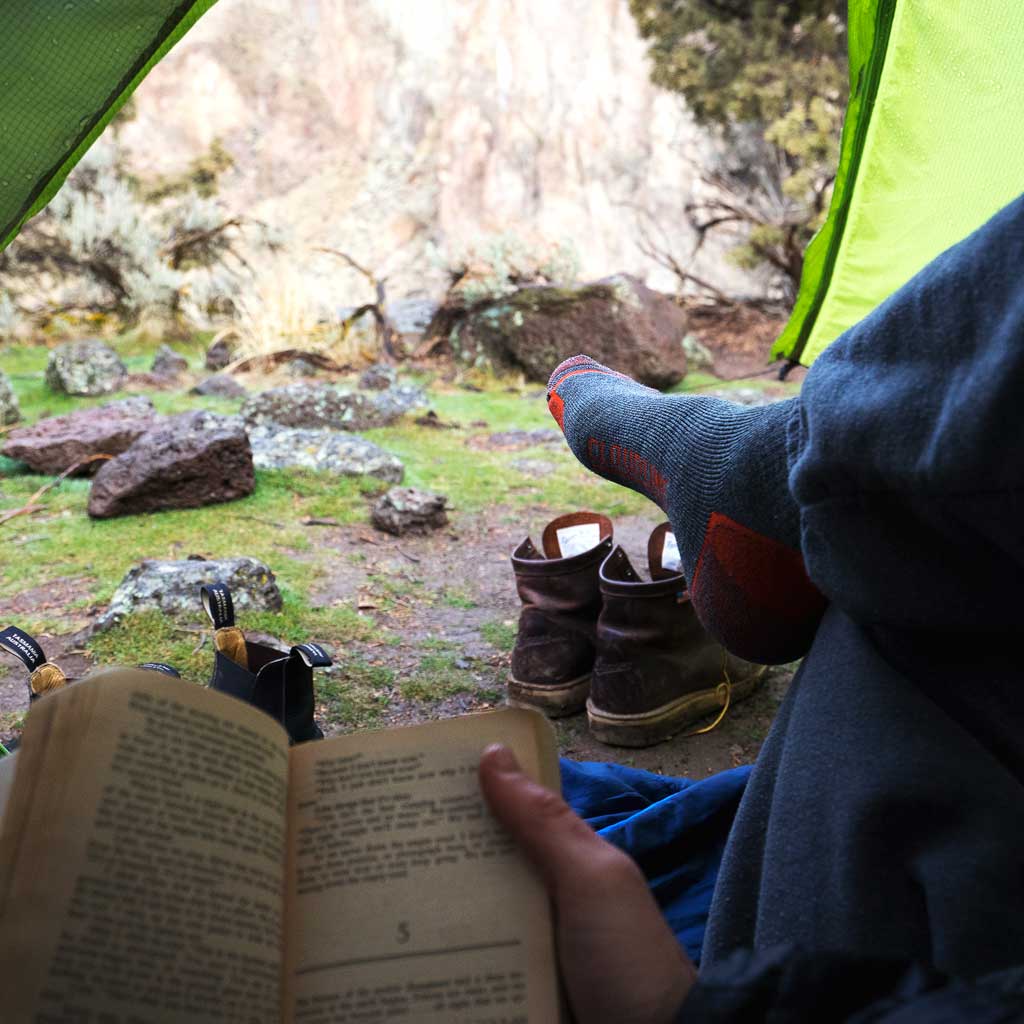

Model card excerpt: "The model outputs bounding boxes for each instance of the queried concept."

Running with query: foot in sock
[547,355,826,663]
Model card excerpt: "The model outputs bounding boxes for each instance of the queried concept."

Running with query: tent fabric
[0,0,221,254]
[774,0,1024,367]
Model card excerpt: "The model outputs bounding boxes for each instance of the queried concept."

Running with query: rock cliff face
[122,0,749,299]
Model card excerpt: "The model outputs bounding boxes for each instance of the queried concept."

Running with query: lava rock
[358,363,397,390]
[248,424,404,482]
[448,274,688,388]
[0,370,21,425]
[191,374,247,399]
[88,411,254,518]
[44,339,127,396]
[242,382,423,432]
[151,344,190,378]
[371,486,448,536]
[98,556,282,629]
[205,335,237,370]
[2,397,160,475]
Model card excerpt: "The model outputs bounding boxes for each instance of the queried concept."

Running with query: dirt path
[295,506,793,779]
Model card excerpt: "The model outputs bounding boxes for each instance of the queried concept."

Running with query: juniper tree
[630,0,847,297]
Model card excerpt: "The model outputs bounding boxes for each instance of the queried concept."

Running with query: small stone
[286,357,319,378]
[191,374,247,399]
[371,384,429,422]
[45,339,127,396]
[151,344,190,378]
[248,424,405,482]
[88,411,254,518]
[205,335,237,370]
[682,333,716,373]
[98,556,282,630]
[371,486,448,536]
[0,370,21,425]
[358,363,397,390]
[2,397,159,475]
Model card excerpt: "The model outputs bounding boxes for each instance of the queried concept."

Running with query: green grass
[317,659,395,731]
[441,587,476,609]
[399,652,477,702]
[480,619,517,652]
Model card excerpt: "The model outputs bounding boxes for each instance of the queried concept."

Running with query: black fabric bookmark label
[0,626,47,673]
[139,662,182,678]
[201,583,235,629]
[292,642,333,668]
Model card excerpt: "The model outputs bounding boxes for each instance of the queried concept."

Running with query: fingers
[478,743,635,896]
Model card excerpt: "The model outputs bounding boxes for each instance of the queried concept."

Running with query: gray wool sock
[547,355,825,663]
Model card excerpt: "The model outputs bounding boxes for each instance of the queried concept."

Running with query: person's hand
[479,744,695,1024]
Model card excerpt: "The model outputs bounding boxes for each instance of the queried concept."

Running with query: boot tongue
[0,625,68,699]
[201,583,249,670]
[542,512,613,559]
[648,523,685,581]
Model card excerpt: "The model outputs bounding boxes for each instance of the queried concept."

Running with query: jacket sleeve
[677,945,1024,1023]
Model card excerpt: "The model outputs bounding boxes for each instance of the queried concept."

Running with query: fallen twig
[396,547,421,564]
[0,454,113,526]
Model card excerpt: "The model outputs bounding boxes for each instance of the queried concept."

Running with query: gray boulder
[358,363,397,390]
[371,486,448,536]
[286,357,319,378]
[3,397,160,476]
[386,297,440,342]
[372,384,429,421]
[44,339,127,396]
[248,424,404,482]
[98,556,282,629]
[0,370,21,425]
[191,374,247,399]
[242,382,425,432]
[88,411,254,518]
[151,344,189,378]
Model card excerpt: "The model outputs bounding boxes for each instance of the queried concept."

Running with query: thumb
[478,743,618,895]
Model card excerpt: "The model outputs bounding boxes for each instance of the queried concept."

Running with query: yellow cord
[687,679,732,736]
[685,663,769,737]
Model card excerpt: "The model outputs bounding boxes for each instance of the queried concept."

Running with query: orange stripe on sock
[548,391,565,429]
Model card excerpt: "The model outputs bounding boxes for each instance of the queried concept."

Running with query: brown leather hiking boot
[587,523,764,747]
[508,512,614,716]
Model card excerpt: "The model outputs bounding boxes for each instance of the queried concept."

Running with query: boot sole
[507,672,591,718]
[586,668,764,748]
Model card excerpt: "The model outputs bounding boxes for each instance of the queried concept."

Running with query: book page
[285,708,561,1024]
[0,669,291,1023]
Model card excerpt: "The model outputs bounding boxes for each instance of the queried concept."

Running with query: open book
[0,669,563,1022]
